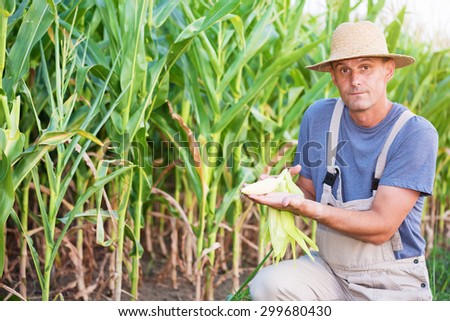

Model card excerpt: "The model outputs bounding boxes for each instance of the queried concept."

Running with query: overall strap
[372,109,415,191]
[324,99,345,187]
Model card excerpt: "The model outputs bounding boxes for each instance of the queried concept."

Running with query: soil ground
[0,254,251,301]
[1,225,256,301]
[133,255,252,301]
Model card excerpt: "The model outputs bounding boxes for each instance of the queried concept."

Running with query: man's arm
[298,185,419,244]
[246,182,420,245]
[296,175,316,201]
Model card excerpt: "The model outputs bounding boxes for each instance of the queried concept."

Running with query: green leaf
[3,0,53,98]
[37,131,76,145]
[0,129,25,162]
[30,167,53,248]
[213,170,252,233]
[125,224,144,258]
[226,249,273,301]
[229,14,245,50]
[212,37,325,133]
[153,0,180,28]
[9,209,45,291]
[94,160,113,245]
[150,111,203,203]
[58,208,118,225]
[37,130,103,147]
[200,0,240,31]
[0,150,13,216]
[49,165,135,270]
[152,71,170,110]
[0,0,16,16]
[94,0,121,57]
[75,129,103,147]
[12,145,50,190]
[366,0,386,21]
[0,150,14,276]
[276,74,331,139]
[217,4,275,94]
[119,0,148,110]
[385,6,406,52]
[165,0,240,72]
[76,65,120,97]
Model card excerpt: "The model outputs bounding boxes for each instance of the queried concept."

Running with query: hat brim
[305,54,415,72]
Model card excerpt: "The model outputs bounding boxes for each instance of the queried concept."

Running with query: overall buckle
[323,171,337,186]
[372,178,380,191]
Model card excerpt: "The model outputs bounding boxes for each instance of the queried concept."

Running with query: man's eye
[340,68,349,73]
[362,65,370,70]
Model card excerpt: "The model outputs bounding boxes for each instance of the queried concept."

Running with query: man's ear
[385,59,395,82]
[330,65,337,85]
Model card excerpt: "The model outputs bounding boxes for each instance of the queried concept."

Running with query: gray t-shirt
[294,98,438,259]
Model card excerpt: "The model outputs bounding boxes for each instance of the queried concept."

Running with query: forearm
[299,199,392,244]
[296,175,316,201]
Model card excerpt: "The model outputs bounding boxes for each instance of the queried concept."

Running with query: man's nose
[351,72,362,86]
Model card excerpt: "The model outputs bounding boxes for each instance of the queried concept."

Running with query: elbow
[365,231,395,246]
[369,238,387,246]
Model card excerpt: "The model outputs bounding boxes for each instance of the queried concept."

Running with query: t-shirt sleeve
[379,120,438,196]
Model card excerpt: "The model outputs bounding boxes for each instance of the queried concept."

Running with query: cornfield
[0,0,449,301]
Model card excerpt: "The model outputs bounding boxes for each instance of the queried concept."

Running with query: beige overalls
[249,99,432,301]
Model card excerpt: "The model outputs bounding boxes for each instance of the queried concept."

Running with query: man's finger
[289,164,301,176]
[282,195,302,208]
[259,173,270,180]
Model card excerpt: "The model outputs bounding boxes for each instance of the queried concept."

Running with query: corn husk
[244,169,318,263]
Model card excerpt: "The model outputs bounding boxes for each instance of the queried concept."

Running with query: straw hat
[306,21,415,72]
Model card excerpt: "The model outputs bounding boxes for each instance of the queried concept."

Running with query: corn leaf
[9,209,45,291]
[212,38,325,134]
[0,150,14,276]
[153,0,180,28]
[37,131,76,145]
[3,0,53,98]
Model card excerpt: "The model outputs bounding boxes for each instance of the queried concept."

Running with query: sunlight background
[304,0,450,50]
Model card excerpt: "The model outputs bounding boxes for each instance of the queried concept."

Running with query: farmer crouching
[244,21,438,300]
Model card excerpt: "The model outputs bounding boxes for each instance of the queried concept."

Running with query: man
[245,21,438,300]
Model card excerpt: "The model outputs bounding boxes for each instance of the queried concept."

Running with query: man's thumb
[289,164,301,176]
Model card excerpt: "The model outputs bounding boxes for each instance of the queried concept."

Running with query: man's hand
[242,165,308,216]
[245,191,309,217]
[288,164,302,176]
[245,191,292,209]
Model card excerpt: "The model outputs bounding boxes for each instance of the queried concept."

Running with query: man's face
[330,57,395,113]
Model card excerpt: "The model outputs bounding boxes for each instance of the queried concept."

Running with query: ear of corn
[244,168,318,263]
[241,177,281,195]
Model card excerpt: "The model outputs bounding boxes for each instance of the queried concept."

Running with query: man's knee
[248,266,281,300]
[248,256,348,301]
[248,261,320,301]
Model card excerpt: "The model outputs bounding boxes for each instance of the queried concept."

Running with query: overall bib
[316,99,432,300]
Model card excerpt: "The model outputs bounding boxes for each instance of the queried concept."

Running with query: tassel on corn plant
[242,169,318,263]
